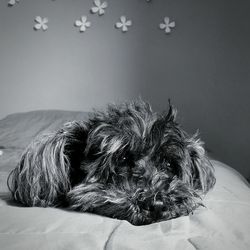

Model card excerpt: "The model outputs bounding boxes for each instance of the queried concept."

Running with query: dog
[8,100,215,225]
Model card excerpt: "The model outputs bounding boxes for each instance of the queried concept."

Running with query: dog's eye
[121,156,129,164]
[122,156,127,161]
[159,160,171,171]
[163,159,171,167]
[119,153,133,166]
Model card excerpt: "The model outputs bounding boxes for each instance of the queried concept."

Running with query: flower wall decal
[91,0,108,16]
[34,16,49,31]
[75,16,91,32]
[115,16,132,33]
[8,0,20,6]
[159,17,175,34]
[7,2,177,37]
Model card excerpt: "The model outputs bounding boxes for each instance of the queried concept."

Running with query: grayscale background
[0,0,249,179]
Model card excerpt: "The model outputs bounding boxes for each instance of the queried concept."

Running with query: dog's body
[8,100,215,225]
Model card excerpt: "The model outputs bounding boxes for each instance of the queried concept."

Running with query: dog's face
[66,101,216,225]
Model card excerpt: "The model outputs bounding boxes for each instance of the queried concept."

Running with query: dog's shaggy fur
[8,100,215,225]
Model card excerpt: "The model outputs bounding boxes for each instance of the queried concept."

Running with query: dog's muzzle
[136,171,170,219]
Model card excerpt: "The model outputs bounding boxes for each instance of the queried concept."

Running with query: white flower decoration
[75,16,91,32]
[91,0,108,16]
[159,17,175,34]
[34,16,49,31]
[115,16,132,33]
[8,0,19,6]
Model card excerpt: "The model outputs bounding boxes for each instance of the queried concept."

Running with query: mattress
[0,110,249,250]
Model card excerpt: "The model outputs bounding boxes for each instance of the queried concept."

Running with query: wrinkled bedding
[0,110,250,250]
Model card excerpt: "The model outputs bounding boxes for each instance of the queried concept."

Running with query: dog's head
[66,100,215,225]
[10,100,215,226]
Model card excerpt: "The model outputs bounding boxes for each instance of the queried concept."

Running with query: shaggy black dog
[8,100,215,225]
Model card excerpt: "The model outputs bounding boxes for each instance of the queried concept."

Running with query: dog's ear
[150,102,178,141]
[8,121,89,207]
[186,134,216,193]
[165,101,177,123]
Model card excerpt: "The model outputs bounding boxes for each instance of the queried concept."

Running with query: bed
[0,110,249,250]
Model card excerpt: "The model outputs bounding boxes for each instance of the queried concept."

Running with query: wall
[0,0,249,178]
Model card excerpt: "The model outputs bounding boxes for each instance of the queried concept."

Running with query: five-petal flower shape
[159,17,175,34]
[115,16,132,33]
[34,16,49,31]
[91,0,108,16]
[8,0,19,6]
[75,16,91,32]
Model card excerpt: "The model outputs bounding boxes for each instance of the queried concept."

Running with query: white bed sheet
[0,160,249,250]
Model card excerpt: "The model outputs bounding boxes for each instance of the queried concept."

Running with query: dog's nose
[152,193,164,213]
[141,193,165,215]
[152,199,164,214]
